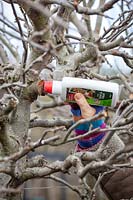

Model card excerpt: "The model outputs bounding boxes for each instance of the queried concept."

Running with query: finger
[74,93,96,118]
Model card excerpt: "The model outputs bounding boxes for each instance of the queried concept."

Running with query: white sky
[0,1,25,61]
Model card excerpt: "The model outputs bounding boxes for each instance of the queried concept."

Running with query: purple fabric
[78,132,106,149]
[75,123,106,136]
[75,122,106,149]
[76,123,106,141]
[70,103,106,150]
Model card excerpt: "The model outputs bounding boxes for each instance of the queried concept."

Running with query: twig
[10,0,27,53]
[67,126,130,143]
[32,98,64,113]
[0,127,62,162]
[29,118,72,129]
[0,82,27,90]
[47,174,82,197]
[0,43,8,63]
[0,17,27,36]
[0,34,19,61]
[63,112,104,142]
[0,27,53,53]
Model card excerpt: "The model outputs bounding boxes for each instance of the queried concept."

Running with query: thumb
[74,93,96,118]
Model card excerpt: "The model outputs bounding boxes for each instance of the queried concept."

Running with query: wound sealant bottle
[42,77,120,107]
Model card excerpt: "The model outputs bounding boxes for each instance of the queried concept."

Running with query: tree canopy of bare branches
[0,0,133,200]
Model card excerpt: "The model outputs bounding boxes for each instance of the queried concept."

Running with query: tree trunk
[0,98,31,200]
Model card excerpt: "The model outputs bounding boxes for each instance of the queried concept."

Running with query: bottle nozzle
[43,81,53,94]
[43,80,62,95]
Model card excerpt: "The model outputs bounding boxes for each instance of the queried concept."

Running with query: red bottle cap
[44,81,53,93]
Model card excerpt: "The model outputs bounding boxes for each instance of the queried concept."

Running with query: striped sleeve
[71,105,106,150]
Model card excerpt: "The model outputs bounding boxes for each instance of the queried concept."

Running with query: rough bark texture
[0,0,133,200]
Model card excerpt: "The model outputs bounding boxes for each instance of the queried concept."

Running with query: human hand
[71,93,104,121]
[70,93,106,151]
[73,93,96,120]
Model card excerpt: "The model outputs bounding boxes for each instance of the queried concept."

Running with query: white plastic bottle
[43,77,120,107]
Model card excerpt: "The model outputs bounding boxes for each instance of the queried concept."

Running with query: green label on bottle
[66,88,113,107]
